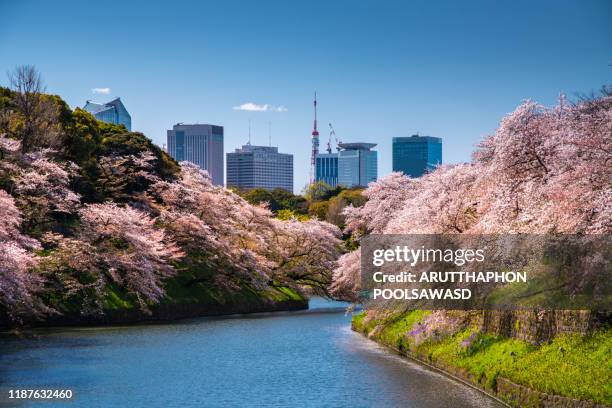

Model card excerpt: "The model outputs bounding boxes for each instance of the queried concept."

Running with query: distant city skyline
[1,0,610,192]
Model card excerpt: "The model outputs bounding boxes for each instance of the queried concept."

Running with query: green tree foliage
[337,188,367,207]
[61,110,180,202]
[308,201,329,219]
[238,187,307,214]
[99,131,180,178]
[62,108,104,162]
[303,180,366,228]
[276,209,310,221]
[60,108,106,201]
[4,66,73,152]
[303,180,342,202]
[325,195,346,226]
[0,87,13,109]
[325,189,367,228]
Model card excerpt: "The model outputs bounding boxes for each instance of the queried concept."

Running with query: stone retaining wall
[481,310,610,344]
[497,377,609,408]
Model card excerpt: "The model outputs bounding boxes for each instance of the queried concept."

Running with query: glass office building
[392,135,442,177]
[226,144,293,192]
[83,98,132,131]
[316,143,377,188]
[167,124,224,185]
[315,153,339,187]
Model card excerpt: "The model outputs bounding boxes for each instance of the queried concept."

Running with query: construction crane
[327,123,341,153]
[326,123,334,154]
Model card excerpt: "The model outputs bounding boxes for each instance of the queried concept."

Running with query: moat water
[0,298,502,407]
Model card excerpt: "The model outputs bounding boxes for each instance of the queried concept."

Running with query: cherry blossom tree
[343,172,414,236]
[97,151,159,201]
[0,134,21,160]
[150,162,342,294]
[39,232,104,315]
[13,151,81,224]
[472,96,611,234]
[269,217,342,296]
[329,250,361,301]
[149,162,274,290]
[77,203,183,308]
[0,135,24,181]
[0,138,81,234]
[544,96,612,233]
[0,190,44,319]
[388,164,480,234]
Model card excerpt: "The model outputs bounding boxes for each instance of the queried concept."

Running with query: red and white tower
[309,92,319,184]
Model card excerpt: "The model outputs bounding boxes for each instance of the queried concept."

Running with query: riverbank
[0,284,308,330]
[352,310,611,407]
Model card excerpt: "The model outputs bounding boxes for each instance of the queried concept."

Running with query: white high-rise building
[226,144,293,192]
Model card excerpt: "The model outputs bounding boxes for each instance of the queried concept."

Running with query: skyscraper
[315,142,377,188]
[226,144,293,192]
[83,97,131,130]
[392,135,442,177]
[338,143,377,187]
[167,124,224,185]
[315,153,339,187]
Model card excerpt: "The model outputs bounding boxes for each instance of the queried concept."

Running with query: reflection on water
[0,298,502,408]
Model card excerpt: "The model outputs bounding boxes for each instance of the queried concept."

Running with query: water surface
[0,298,502,407]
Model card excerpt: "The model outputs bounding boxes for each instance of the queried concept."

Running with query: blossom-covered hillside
[0,67,342,325]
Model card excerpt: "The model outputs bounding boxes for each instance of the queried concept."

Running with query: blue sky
[1,0,610,192]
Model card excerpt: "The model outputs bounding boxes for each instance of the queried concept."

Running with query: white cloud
[232,102,287,112]
[92,87,111,95]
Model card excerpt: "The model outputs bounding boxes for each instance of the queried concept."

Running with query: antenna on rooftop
[268,121,272,146]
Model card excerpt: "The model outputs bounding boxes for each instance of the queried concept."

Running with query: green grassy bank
[353,311,611,406]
